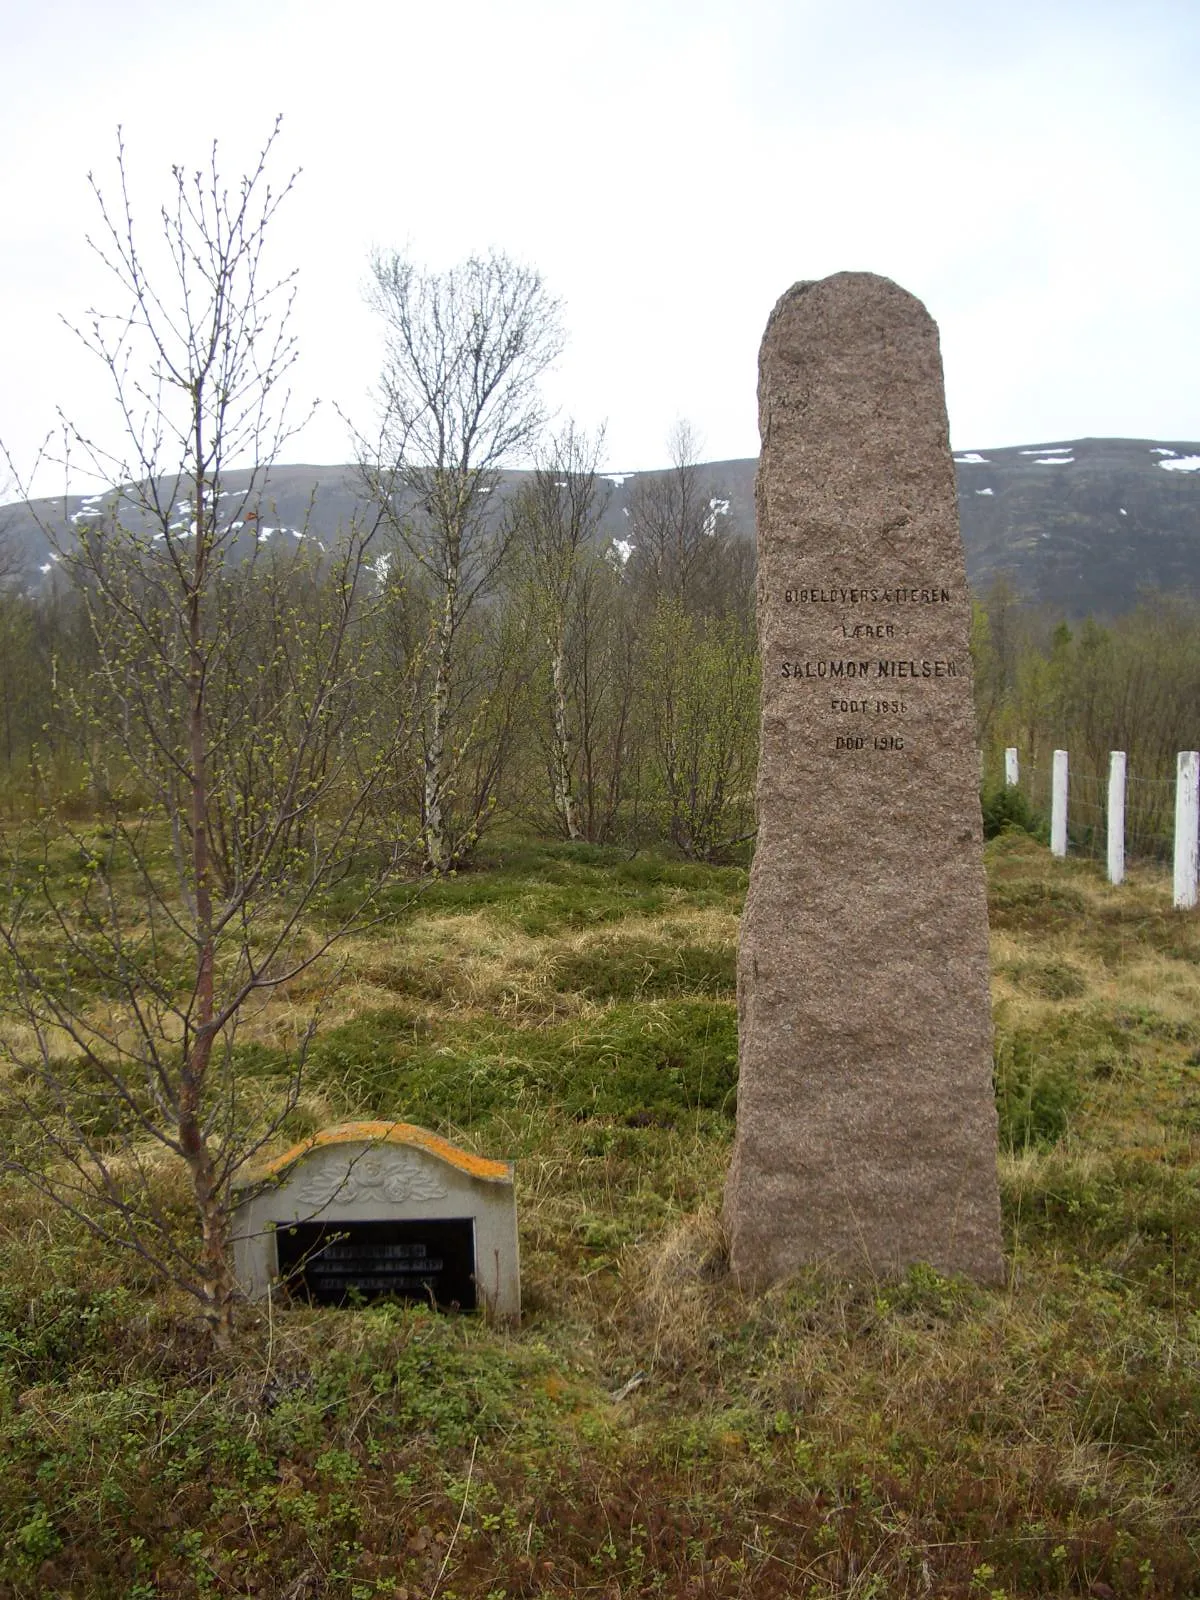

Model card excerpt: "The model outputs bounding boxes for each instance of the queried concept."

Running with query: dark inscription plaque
[276,1218,477,1309]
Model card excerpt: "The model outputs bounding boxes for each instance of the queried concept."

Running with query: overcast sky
[2,0,1198,498]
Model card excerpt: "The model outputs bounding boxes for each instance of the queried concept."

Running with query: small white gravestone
[232,1122,519,1320]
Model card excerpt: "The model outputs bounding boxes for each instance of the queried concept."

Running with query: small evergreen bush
[980,782,1043,840]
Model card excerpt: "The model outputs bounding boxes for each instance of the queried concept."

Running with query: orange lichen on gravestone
[253,1121,512,1185]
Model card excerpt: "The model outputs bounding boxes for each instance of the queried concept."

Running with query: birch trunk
[179,456,236,1345]
[550,632,581,840]
[422,555,459,873]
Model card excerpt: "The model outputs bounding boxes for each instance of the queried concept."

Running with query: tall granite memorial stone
[724,272,1003,1285]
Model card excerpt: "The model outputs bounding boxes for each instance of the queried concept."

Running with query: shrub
[993,1031,1080,1150]
[980,782,1044,840]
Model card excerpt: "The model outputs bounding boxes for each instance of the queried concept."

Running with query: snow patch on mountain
[702,496,730,538]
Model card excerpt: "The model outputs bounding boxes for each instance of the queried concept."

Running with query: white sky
[2,0,1198,498]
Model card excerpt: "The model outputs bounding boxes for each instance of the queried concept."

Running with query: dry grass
[2,833,1200,1597]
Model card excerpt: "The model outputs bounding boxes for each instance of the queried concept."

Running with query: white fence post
[1050,749,1069,858]
[1173,751,1199,910]
[1107,751,1126,886]
[1004,747,1019,787]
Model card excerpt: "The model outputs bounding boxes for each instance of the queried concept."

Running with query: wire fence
[1005,747,1200,908]
[1020,760,1177,865]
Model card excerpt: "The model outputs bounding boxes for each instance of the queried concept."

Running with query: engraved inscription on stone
[724,271,1004,1288]
[776,583,962,753]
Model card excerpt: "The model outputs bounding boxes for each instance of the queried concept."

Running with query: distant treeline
[5,523,1196,866]
[973,577,1200,854]
[0,449,762,865]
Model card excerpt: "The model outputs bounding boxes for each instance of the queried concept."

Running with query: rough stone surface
[233,1122,520,1318]
[724,272,1004,1287]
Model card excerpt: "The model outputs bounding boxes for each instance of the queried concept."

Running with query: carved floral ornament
[291,1151,449,1210]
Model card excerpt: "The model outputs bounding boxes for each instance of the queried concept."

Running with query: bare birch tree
[0,123,403,1346]
[363,249,563,870]
[625,421,750,618]
[511,423,611,839]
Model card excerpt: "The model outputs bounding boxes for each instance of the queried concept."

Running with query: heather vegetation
[2,835,1200,1596]
[2,127,1200,1597]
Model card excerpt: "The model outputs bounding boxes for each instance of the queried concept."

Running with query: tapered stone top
[724,272,1004,1287]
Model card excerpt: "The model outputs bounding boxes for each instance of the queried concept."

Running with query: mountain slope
[950,437,1200,616]
[4,437,1199,619]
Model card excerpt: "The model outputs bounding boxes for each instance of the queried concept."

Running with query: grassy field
[1,832,1199,1598]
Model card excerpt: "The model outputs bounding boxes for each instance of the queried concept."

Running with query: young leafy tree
[0,123,400,1346]
[363,248,563,870]
[0,505,52,801]
[639,601,759,860]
